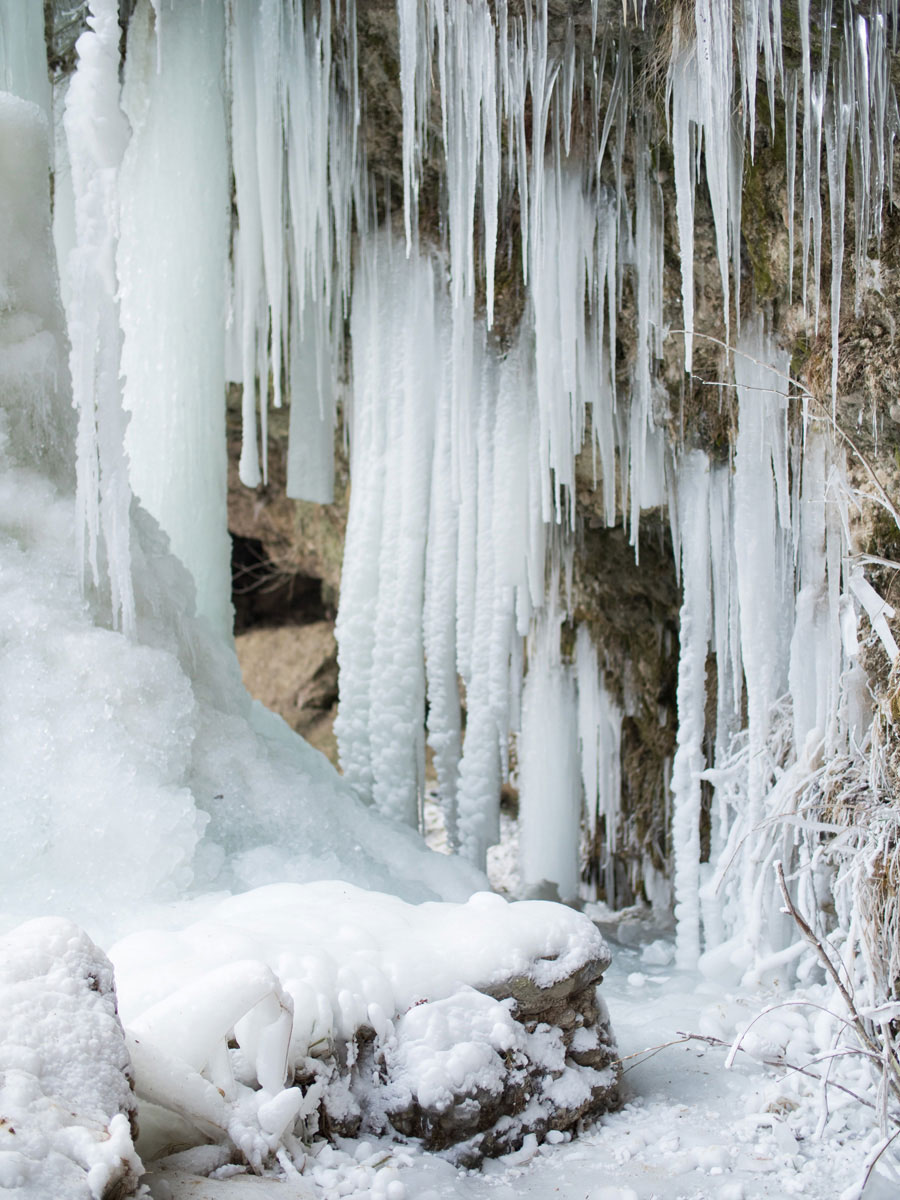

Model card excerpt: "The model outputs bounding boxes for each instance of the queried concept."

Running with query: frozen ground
[145,920,892,1200]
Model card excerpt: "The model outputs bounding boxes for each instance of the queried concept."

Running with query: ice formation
[0,34,482,941]
[2,0,900,1186]
[6,0,894,962]
[117,0,232,636]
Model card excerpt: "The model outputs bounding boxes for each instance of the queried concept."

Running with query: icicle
[424,314,462,848]
[801,68,825,330]
[671,451,711,970]
[849,570,900,663]
[531,163,594,525]
[65,0,135,637]
[825,54,851,416]
[481,5,499,329]
[0,3,51,117]
[575,627,622,905]
[118,0,231,636]
[518,609,581,903]
[694,0,735,344]
[738,0,759,155]
[785,70,798,302]
[668,29,698,373]
[283,0,354,505]
[336,236,436,824]
[397,0,420,255]
[626,123,665,546]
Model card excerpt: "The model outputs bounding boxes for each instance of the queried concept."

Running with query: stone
[477,948,611,1016]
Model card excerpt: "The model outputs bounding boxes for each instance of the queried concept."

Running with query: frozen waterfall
[3,0,899,985]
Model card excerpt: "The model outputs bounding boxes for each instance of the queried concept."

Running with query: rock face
[0,919,143,1199]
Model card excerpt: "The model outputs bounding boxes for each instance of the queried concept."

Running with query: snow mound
[0,918,142,1200]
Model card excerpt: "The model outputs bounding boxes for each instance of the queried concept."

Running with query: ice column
[118,0,232,637]
[336,237,437,825]
[64,0,135,635]
[518,608,581,903]
[576,626,623,904]
[671,451,711,969]
[0,4,51,118]
[730,320,794,948]
[0,96,73,480]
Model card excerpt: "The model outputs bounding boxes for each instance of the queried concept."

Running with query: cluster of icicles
[44,0,900,967]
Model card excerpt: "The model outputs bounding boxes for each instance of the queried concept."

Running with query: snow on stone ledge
[0,918,143,1199]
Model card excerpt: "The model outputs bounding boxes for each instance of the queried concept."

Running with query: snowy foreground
[1,906,894,1200]
[142,925,893,1200]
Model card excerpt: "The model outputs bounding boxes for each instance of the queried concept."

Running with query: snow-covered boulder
[0,919,142,1199]
[110,883,620,1170]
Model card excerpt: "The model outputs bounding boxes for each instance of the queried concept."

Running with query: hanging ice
[118,0,232,636]
[63,0,135,635]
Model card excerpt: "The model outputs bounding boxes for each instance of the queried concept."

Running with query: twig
[618,1028,881,1111]
[614,1035,695,1072]
[676,1031,879,1112]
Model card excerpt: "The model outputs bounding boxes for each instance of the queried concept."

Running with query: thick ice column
[0,5,51,118]
[0,95,73,480]
[732,320,794,944]
[64,0,135,635]
[518,613,581,903]
[368,248,436,826]
[334,246,387,802]
[708,462,742,756]
[789,431,848,760]
[336,235,436,824]
[575,626,622,904]
[456,362,503,868]
[424,318,462,846]
[118,0,232,637]
[671,451,711,969]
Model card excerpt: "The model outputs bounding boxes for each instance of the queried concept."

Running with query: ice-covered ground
[142,917,893,1200]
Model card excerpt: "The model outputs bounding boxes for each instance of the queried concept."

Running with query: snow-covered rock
[0,919,142,1199]
[110,883,620,1167]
